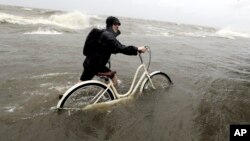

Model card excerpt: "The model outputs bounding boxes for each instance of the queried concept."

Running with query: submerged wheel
[142,71,172,91]
[57,82,114,109]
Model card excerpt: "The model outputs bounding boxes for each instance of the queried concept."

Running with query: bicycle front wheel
[142,71,173,91]
[57,82,114,110]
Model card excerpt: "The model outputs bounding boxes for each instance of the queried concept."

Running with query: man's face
[112,24,120,33]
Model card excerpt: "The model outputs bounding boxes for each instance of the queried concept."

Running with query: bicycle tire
[142,71,173,91]
[57,82,114,109]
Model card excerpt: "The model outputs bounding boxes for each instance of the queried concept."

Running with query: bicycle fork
[146,73,156,89]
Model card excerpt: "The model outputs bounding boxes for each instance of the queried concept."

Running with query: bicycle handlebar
[138,46,151,70]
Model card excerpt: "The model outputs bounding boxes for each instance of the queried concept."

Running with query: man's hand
[138,46,147,53]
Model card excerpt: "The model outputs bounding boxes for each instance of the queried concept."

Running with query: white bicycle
[57,46,173,110]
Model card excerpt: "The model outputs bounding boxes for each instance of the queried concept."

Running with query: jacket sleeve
[100,32,138,55]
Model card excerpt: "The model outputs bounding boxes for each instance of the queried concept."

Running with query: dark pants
[80,57,111,81]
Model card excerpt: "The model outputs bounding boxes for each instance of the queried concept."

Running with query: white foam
[30,72,74,79]
[24,27,63,35]
[4,106,16,113]
[172,27,250,39]
[178,32,207,38]
[48,11,90,29]
[49,85,70,93]
[161,32,172,37]
[215,27,250,39]
[40,83,53,87]
[22,7,33,11]
[0,11,90,29]
[89,14,103,20]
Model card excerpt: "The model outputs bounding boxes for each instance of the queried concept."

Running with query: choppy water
[0,4,250,141]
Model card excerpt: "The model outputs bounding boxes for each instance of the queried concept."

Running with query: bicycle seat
[97,71,117,79]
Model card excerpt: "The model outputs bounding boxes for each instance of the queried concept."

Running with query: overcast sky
[0,0,249,31]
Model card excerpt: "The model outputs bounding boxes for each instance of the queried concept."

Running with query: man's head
[106,16,121,33]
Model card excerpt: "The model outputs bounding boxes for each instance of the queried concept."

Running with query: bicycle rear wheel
[57,82,114,110]
[142,71,172,91]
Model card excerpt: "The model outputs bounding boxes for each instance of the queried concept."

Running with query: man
[80,16,147,83]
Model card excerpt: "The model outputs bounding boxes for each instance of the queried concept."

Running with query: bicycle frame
[112,64,152,97]
[57,59,155,109]
[87,50,158,105]
[87,63,154,106]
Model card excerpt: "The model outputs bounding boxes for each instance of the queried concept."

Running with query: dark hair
[106,16,121,27]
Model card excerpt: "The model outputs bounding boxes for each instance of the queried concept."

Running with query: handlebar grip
[138,46,149,54]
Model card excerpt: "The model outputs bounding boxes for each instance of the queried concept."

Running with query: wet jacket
[83,27,138,71]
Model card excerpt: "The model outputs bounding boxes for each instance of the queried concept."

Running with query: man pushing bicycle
[80,16,147,84]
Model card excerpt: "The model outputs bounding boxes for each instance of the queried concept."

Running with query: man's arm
[101,32,138,55]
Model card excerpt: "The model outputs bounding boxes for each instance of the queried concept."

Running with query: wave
[21,7,33,11]
[168,27,250,39]
[176,31,208,38]
[0,11,92,29]
[215,27,250,39]
[24,27,63,35]
[48,11,90,29]
[88,14,103,20]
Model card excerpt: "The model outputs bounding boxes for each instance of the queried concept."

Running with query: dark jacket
[84,27,138,71]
